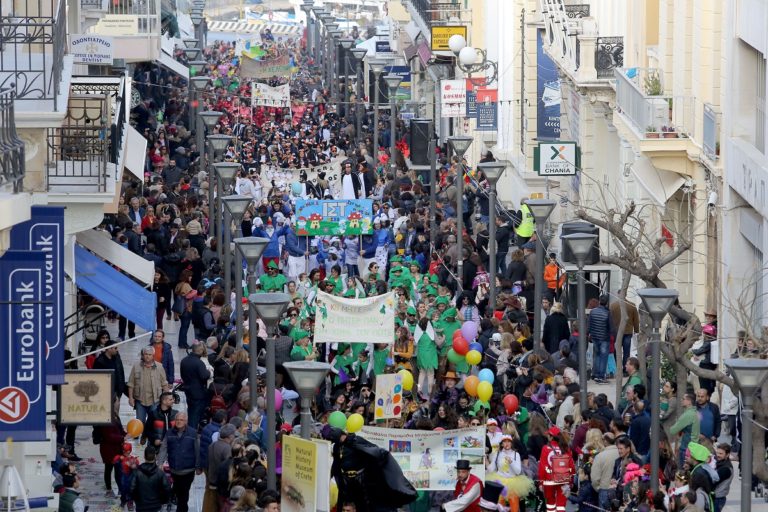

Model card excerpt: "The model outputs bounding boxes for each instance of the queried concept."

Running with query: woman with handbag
[173,269,195,349]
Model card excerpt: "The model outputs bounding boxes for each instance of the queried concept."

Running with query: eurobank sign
[0,251,47,441]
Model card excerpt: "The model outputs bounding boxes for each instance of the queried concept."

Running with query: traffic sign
[534,141,579,176]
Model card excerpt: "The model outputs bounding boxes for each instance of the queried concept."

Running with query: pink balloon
[274,390,283,410]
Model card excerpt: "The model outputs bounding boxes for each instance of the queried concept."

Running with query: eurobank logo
[0,387,30,424]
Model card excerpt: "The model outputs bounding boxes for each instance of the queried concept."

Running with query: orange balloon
[464,375,480,397]
[127,418,144,438]
[393,394,401,404]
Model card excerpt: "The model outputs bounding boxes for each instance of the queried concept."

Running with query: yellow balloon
[477,381,493,402]
[330,480,338,508]
[466,350,482,366]
[398,369,414,391]
[346,413,365,433]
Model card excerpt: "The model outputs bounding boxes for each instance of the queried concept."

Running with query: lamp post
[300,1,314,55]
[527,198,556,352]
[447,136,473,290]
[221,195,251,314]
[447,34,499,86]
[212,160,238,264]
[384,74,403,174]
[369,60,385,155]
[182,38,199,49]
[249,293,292,492]
[234,237,269,347]
[207,134,231,261]
[478,162,505,309]
[329,30,343,115]
[349,47,368,145]
[637,287,678,494]
[339,38,354,122]
[188,75,209,150]
[724,358,768,512]
[284,361,331,439]
[198,111,222,231]
[560,233,598,415]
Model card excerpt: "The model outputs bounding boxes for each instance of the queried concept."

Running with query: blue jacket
[284,227,309,257]
[149,341,174,383]
[587,305,612,343]
[360,235,377,259]
[252,225,290,258]
[374,227,392,248]
[165,426,200,471]
[199,421,221,469]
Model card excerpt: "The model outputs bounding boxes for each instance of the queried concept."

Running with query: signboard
[369,66,411,103]
[374,373,403,420]
[534,141,579,176]
[260,156,346,198]
[58,371,114,425]
[282,436,332,512]
[70,35,114,65]
[11,205,65,385]
[313,290,396,344]
[294,199,374,236]
[440,80,466,118]
[465,78,484,118]
[251,83,290,107]
[537,30,561,140]
[240,55,294,79]
[359,426,486,490]
[476,87,498,131]
[93,14,139,35]
[375,40,393,55]
[430,26,467,51]
[0,251,47,441]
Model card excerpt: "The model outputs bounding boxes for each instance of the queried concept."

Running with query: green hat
[426,286,438,297]
[516,407,529,424]
[407,306,417,315]
[267,260,279,269]
[343,288,356,297]
[435,296,450,305]
[290,329,310,342]
[390,255,402,263]
[429,274,439,284]
[337,343,350,354]
[442,307,457,319]
[688,442,710,462]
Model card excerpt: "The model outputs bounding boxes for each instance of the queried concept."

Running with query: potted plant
[646,126,660,138]
[644,71,663,96]
[661,126,679,138]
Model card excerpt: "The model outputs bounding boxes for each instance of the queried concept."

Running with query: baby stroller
[79,303,106,354]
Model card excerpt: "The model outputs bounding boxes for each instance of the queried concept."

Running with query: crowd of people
[52,15,753,512]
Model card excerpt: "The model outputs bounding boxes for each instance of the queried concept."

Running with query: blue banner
[11,206,65,385]
[476,88,498,131]
[537,30,561,140]
[0,251,48,441]
[294,199,374,236]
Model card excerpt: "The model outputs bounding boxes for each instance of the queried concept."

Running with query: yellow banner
[282,436,333,512]
[430,26,467,51]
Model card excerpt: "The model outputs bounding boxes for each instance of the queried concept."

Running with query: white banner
[313,290,396,344]
[70,35,114,65]
[251,83,291,107]
[441,79,466,118]
[260,156,346,198]
[374,373,403,420]
[359,426,486,490]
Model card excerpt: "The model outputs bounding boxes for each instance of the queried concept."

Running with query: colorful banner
[465,78,485,118]
[294,199,374,236]
[374,373,403,420]
[476,87,498,131]
[537,30,561,140]
[235,37,265,57]
[282,436,332,512]
[11,205,65,385]
[359,426,486,490]
[240,55,294,80]
[260,156,346,198]
[251,83,290,107]
[0,251,48,441]
[441,80,466,118]
[313,290,396,344]
[291,104,307,124]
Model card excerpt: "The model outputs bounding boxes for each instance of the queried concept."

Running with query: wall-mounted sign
[476,87,498,131]
[93,15,139,35]
[58,371,115,425]
[534,141,579,176]
[70,35,114,65]
[430,26,467,51]
[440,80,466,118]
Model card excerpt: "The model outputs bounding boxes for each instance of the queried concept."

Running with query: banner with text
[313,290,396,344]
[0,251,48,441]
[374,373,404,420]
[359,426,486,490]
[537,30,561,140]
[282,436,332,512]
[294,199,374,236]
[476,87,498,131]
[261,156,345,198]
[465,78,485,118]
[441,80,466,118]
[240,55,294,80]
[252,83,290,107]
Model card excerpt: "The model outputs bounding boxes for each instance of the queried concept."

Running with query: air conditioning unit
[648,97,669,129]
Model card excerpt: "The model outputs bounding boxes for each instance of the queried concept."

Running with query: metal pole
[299,396,312,440]
[223,209,232,311]
[456,159,464,291]
[235,254,244,346]
[334,43,341,117]
[373,70,381,155]
[216,178,224,264]
[489,184,497,309]
[355,61,363,145]
[248,307,258,429]
[344,53,350,122]
[429,131,437,251]
[533,220,544,351]
[266,329,277,491]
[188,84,195,129]
[243,264,257,352]
[577,264,587,413]
[741,398,754,512]
[389,90,396,173]
[207,144,216,255]
[650,322,661,493]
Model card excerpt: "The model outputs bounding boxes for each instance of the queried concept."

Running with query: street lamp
[350,47,368,144]
[284,361,331,439]
[213,161,239,264]
[300,1,314,54]
[447,34,498,85]
[187,60,206,75]
[369,60,386,155]
[637,287,678,494]
[182,47,201,60]
[221,195,250,314]
[725,357,768,512]
[182,38,199,49]
[560,233,597,415]
[478,162,505,309]
[527,198,556,352]
[384,74,403,175]
[249,293,292,492]
[234,237,270,349]
[448,136,474,290]
[339,39,355,122]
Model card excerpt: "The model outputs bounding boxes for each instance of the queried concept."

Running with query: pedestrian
[93,339,128,409]
[113,442,139,509]
[58,473,86,512]
[206,423,237,512]
[538,426,575,512]
[131,446,171,512]
[161,411,201,512]
[149,329,175,384]
[180,341,212,431]
[670,393,700,467]
[587,294,612,383]
[713,444,734,512]
[96,409,127,500]
[128,345,170,422]
[442,459,484,511]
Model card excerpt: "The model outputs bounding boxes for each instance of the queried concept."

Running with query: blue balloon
[469,342,483,354]
[478,368,495,384]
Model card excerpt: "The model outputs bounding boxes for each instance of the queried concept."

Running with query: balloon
[433,427,445,431]
[503,394,519,414]
[465,349,482,366]
[398,369,414,391]
[447,348,465,364]
[329,411,347,430]
[452,336,469,356]
[346,413,364,433]
[453,330,465,343]
[291,182,302,196]
[464,375,480,397]
[477,381,493,402]
[275,390,283,410]
[469,342,483,354]
[127,419,144,438]
[330,481,338,508]
[478,368,495,384]
[461,321,479,341]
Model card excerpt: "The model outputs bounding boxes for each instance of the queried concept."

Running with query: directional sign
[534,141,579,176]
[0,251,47,441]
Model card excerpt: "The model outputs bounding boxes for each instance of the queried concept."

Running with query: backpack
[551,451,573,484]
[209,388,227,415]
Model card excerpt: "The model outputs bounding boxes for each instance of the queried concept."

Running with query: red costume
[445,473,483,512]
[538,440,575,512]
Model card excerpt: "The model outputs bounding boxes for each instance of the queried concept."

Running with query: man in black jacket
[180,343,211,432]
[495,217,512,274]
[93,340,127,408]
[131,446,171,512]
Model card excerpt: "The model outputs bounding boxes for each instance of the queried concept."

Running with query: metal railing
[69,75,127,165]
[0,87,25,191]
[703,103,719,159]
[564,3,590,18]
[82,0,161,34]
[595,36,623,79]
[409,0,461,28]
[80,0,104,8]
[0,0,66,108]
[541,0,580,74]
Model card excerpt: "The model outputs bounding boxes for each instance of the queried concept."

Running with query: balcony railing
[70,76,128,166]
[409,0,462,28]
[84,0,161,35]
[0,0,66,109]
[595,36,623,79]
[0,87,25,192]
[703,103,719,159]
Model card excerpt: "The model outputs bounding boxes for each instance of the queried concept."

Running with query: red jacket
[539,441,575,484]
[453,473,483,512]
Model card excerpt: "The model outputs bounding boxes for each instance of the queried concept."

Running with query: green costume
[373,347,390,375]
[416,331,439,371]
[290,343,313,361]
[260,261,287,292]
[332,344,356,385]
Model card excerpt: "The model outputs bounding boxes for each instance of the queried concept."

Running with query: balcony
[0,87,25,192]
[408,0,462,28]
[0,0,72,113]
[702,103,720,161]
[80,0,164,62]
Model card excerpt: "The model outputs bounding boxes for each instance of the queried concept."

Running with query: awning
[403,44,418,61]
[124,125,148,180]
[631,156,686,207]
[74,244,156,332]
[157,50,189,80]
[76,229,155,285]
